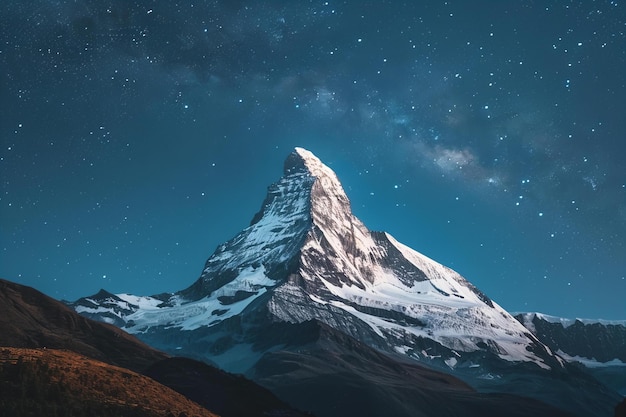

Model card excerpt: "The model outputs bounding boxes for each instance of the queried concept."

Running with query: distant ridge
[515,311,626,396]
[516,312,626,329]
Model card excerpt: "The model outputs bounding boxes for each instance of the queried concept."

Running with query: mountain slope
[248,320,574,417]
[69,147,622,417]
[0,278,166,373]
[145,357,312,417]
[516,312,626,396]
[516,312,626,364]
[0,347,218,417]
[0,278,313,417]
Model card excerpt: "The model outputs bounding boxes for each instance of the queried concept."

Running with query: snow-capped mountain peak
[70,147,562,372]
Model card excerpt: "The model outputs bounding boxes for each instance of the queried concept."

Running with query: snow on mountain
[126,265,276,331]
[66,147,626,416]
[555,351,626,369]
[305,232,551,366]
[255,148,558,369]
[70,147,561,372]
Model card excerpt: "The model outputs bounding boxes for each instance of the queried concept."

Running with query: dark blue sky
[1,1,625,319]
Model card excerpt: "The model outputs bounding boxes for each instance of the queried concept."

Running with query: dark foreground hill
[0,347,217,417]
[145,357,313,417]
[0,278,309,417]
[0,278,166,373]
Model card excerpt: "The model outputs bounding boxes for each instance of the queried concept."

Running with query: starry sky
[1,1,625,319]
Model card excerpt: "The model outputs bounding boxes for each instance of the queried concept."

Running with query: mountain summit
[71,147,619,417]
[82,147,551,367]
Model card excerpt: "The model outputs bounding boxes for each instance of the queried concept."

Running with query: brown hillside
[0,347,218,417]
[0,278,167,372]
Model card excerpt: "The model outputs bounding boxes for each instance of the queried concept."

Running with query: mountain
[0,278,312,417]
[0,347,217,417]
[246,319,574,417]
[145,357,313,417]
[515,313,626,364]
[69,147,621,417]
[0,278,166,373]
[516,312,626,396]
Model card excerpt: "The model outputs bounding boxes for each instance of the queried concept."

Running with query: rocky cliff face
[69,148,621,417]
[516,312,626,363]
[516,312,626,396]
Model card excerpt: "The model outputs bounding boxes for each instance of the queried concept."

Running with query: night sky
[1,1,625,319]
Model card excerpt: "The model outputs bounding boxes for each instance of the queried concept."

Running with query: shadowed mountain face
[247,320,575,417]
[0,278,166,373]
[516,313,626,396]
[616,398,626,417]
[145,357,313,417]
[68,148,623,417]
[516,313,626,363]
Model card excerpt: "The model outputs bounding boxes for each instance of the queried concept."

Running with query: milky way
[1,1,625,318]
